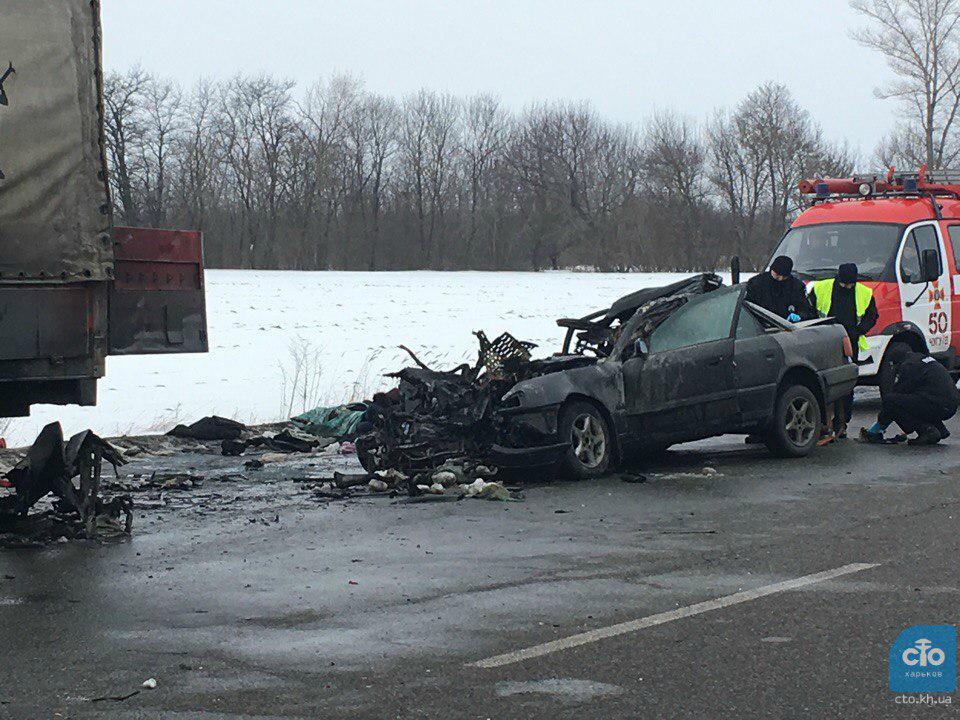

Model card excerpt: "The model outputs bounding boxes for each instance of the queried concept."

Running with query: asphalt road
[2,389,960,719]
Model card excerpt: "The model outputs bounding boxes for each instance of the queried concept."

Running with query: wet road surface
[2,390,959,718]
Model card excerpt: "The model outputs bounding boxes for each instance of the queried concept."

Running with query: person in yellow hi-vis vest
[808,263,878,440]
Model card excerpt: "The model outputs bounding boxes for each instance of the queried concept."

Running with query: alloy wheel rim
[784,397,816,446]
[572,413,606,468]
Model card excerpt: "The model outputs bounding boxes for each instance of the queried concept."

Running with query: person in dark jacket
[862,343,960,445]
[808,262,879,437]
[744,256,815,322]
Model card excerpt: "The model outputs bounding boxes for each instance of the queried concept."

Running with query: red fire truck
[769,167,960,383]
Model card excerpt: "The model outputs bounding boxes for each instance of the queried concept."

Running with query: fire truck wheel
[559,400,612,479]
[765,384,821,458]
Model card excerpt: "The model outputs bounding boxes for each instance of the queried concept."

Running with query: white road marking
[469,562,880,669]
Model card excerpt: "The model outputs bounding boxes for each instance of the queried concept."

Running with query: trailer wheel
[764,384,820,458]
[558,400,612,479]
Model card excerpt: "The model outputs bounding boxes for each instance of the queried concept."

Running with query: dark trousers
[832,345,858,431]
[834,393,854,430]
[878,392,954,434]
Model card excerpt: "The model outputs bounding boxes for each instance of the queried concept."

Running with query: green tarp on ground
[292,403,367,438]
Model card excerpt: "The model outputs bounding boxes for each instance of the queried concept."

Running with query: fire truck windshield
[771,222,904,281]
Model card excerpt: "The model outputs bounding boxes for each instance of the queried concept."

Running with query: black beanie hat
[837,263,858,284]
[770,255,793,276]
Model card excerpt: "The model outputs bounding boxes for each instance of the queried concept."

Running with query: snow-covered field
[12,270,722,446]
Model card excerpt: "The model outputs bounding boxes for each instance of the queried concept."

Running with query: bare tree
[399,91,460,268]
[101,70,861,274]
[851,0,960,168]
[707,108,765,268]
[462,94,508,265]
[297,75,355,268]
[174,80,222,239]
[103,67,150,224]
[140,77,183,227]
[642,112,712,268]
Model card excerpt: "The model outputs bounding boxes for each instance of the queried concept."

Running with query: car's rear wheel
[558,400,612,479]
[764,384,820,458]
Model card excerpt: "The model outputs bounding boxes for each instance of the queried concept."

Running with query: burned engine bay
[356,273,724,476]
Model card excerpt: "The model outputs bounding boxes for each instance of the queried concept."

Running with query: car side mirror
[921,248,940,282]
[633,338,649,358]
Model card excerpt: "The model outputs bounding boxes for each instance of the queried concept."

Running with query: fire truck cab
[770,168,960,383]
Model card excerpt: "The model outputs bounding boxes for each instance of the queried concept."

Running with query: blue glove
[787,312,801,323]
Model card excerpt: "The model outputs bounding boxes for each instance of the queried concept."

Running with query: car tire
[558,400,613,479]
[764,384,821,458]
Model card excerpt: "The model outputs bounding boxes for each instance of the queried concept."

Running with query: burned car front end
[491,357,621,470]
[356,273,725,478]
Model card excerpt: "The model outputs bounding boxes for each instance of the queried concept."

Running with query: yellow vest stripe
[810,278,873,352]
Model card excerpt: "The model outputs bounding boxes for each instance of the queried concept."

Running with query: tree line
[102,0,957,272]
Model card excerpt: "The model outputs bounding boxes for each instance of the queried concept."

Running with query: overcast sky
[101,0,899,157]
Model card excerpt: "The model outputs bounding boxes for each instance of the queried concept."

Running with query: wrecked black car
[358,274,858,479]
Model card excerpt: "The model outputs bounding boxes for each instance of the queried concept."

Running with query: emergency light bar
[798,164,960,200]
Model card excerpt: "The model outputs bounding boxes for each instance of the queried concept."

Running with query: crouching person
[862,344,960,445]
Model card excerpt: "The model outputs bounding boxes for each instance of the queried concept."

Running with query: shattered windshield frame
[611,281,738,360]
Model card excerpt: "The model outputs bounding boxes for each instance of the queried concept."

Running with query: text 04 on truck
[771,166,960,383]
[0,0,207,418]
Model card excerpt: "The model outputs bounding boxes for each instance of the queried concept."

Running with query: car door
[898,222,951,355]
[732,304,783,427]
[622,286,739,442]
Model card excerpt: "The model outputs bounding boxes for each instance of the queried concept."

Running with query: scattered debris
[221,426,335,456]
[659,529,718,535]
[651,467,724,481]
[0,423,131,547]
[90,690,140,703]
[367,479,389,493]
[459,478,512,501]
[141,678,157,689]
[333,472,370,489]
[168,416,245,441]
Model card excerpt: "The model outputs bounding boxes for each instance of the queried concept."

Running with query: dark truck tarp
[0,0,111,282]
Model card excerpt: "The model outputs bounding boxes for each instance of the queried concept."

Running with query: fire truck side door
[946,225,960,357]
[897,222,951,355]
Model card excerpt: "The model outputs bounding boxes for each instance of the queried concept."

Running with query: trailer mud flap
[108,227,208,355]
